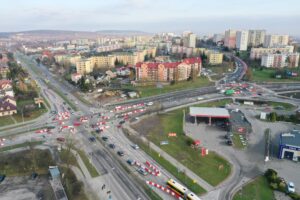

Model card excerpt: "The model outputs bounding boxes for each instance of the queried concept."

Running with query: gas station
[189,107,230,126]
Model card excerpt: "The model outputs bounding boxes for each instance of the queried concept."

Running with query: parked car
[127,159,135,166]
[89,137,96,142]
[227,139,233,146]
[30,172,38,180]
[109,144,115,149]
[56,137,65,142]
[117,151,125,156]
[287,182,295,193]
[102,136,108,141]
[137,167,148,176]
[132,144,139,150]
[0,175,6,183]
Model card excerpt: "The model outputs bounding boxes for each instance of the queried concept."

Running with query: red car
[56,137,65,142]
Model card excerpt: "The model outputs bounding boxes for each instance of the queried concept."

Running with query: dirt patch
[0,176,55,200]
[131,115,163,137]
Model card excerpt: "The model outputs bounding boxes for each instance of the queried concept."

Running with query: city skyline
[1,0,300,36]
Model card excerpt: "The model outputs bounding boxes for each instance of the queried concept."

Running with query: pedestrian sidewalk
[70,149,92,179]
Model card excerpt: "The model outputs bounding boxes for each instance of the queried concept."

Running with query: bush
[289,193,300,200]
[270,182,278,190]
[265,169,278,182]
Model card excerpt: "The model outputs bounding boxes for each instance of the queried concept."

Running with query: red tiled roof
[0,79,12,89]
[136,57,201,69]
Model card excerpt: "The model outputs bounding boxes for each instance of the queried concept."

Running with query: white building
[248,30,266,47]
[261,53,299,68]
[264,35,289,48]
[213,34,224,43]
[183,32,196,48]
[236,31,249,51]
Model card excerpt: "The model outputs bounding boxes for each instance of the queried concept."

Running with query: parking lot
[184,104,300,193]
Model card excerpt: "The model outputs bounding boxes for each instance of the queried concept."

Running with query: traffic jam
[218,82,263,97]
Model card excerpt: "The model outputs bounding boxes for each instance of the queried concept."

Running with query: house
[0,96,17,117]
[71,73,82,83]
[0,79,12,90]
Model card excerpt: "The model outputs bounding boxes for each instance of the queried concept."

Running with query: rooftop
[280,130,300,147]
[189,107,230,118]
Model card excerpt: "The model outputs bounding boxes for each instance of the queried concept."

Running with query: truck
[225,89,235,96]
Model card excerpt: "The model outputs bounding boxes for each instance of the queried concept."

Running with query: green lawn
[77,149,100,177]
[0,148,54,176]
[0,116,15,127]
[13,107,48,123]
[268,101,295,111]
[134,99,232,187]
[59,149,85,177]
[124,77,213,98]
[233,176,274,200]
[252,68,300,82]
[205,62,235,79]
[232,134,246,149]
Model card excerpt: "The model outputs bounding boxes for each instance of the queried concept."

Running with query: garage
[278,130,300,161]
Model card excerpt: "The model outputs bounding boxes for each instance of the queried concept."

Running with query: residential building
[0,96,17,117]
[0,63,9,78]
[236,31,249,51]
[71,73,83,83]
[264,35,289,48]
[54,54,81,66]
[76,58,93,75]
[224,29,237,49]
[0,79,13,91]
[183,32,196,48]
[261,53,299,68]
[135,57,202,82]
[248,30,266,47]
[207,52,223,65]
[250,46,294,60]
[213,34,224,43]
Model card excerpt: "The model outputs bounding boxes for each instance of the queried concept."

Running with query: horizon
[1,0,300,37]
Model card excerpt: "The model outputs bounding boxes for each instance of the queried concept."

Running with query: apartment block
[236,31,249,51]
[261,53,299,68]
[135,57,201,82]
[264,35,289,48]
[224,29,237,49]
[207,52,223,65]
[250,46,294,60]
[248,30,266,47]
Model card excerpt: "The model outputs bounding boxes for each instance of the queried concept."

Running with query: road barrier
[146,180,181,199]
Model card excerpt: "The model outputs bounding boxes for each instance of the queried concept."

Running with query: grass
[0,141,44,152]
[135,137,206,195]
[232,134,246,149]
[193,99,232,107]
[13,107,48,123]
[59,149,85,178]
[0,148,54,176]
[73,92,92,106]
[0,116,15,127]
[268,101,295,111]
[252,68,300,82]
[205,62,235,79]
[233,176,274,200]
[123,77,213,98]
[76,149,100,177]
[133,99,233,187]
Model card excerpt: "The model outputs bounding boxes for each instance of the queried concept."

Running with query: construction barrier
[146,181,181,199]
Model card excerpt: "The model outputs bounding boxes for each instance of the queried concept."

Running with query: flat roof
[189,107,230,118]
[281,130,300,147]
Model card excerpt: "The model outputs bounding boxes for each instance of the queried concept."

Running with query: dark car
[30,172,38,180]
[89,137,96,142]
[227,139,233,146]
[102,136,108,141]
[127,159,135,166]
[109,144,115,149]
[0,175,6,183]
[117,151,125,156]
[119,120,125,125]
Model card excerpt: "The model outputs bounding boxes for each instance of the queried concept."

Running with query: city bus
[167,179,201,200]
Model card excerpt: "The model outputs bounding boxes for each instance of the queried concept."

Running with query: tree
[144,55,149,61]
[114,58,119,66]
[64,137,76,168]
[270,112,277,122]
[244,68,253,81]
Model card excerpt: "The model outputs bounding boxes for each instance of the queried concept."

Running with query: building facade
[135,57,202,82]
[224,29,237,49]
[236,31,249,51]
[248,30,266,47]
[261,53,299,68]
[208,52,223,65]
[264,35,289,48]
[278,130,300,161]
[250,46,294,60]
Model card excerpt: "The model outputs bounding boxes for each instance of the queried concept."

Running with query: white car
[287,182,295,193]
[132,144,139,150]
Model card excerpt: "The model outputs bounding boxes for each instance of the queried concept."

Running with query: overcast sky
[1,0,300,36]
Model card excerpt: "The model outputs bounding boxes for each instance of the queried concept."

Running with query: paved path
[70,149,91,179]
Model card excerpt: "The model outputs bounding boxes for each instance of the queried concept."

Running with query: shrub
[265,169,278,182]
[270,182,278,190]
[289,193,300,200]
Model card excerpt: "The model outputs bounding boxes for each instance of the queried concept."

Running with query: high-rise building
[207,52,223,65]
[261,53,299,68]
[264,35,289,48]
[250,46,294,59]
[224,29,237,49]
[213,34,224,43]
[236,31,249,51]
[183,32,196,48]
[248,30,266,47]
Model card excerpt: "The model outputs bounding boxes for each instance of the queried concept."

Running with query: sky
[1,0,300,36]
